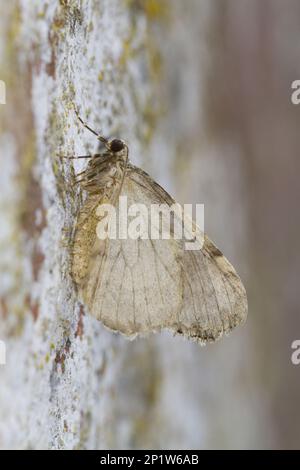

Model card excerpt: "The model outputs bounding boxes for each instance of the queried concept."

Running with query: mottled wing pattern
[73,164,247,343]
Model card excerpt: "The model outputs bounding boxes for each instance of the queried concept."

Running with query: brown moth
[63,113,247,344]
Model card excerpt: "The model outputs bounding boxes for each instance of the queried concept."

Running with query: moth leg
[58,154,93,160]
[74,168,88,178]
[74,108,109,147]
[72,178,85,186]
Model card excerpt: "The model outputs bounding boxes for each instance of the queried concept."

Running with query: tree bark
[0,0,250,450]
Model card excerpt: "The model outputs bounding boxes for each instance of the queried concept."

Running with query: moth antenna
[74,107,109,148]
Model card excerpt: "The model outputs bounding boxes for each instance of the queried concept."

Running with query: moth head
[109,139,127,154]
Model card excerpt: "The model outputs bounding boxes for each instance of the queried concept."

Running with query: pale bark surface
[0,0,254,450]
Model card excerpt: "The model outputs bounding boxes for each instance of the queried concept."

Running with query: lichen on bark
[0,0,172,450]
[0,0,249,450]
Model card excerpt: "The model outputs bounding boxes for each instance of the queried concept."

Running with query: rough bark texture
[0,0,252,450]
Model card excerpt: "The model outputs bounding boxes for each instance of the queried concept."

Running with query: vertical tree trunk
[0,0,249,450]
[0,0,170,450]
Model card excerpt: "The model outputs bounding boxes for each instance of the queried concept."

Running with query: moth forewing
[71,147,247,344]
[125,166,248,342]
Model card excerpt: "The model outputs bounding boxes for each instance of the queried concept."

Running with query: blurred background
[0,0,300,450]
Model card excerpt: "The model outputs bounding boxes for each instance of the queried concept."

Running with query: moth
[61,113,247,344]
